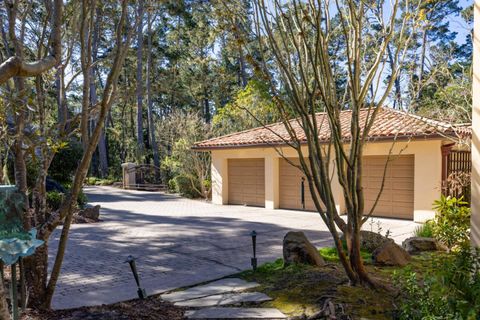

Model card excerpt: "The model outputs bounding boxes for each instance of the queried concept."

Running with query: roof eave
[192,133,458,151]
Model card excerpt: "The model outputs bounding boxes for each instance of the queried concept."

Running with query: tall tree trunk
[80,0,93,151]
[90,5,108,177]
[234,19,247,87]
[0,283,10,320]
[415,27,428,109]
[146,9,160,171]
[387,44,401,109]
[136,0,145,162]
[56,67,67,126]
[6,0,30,228]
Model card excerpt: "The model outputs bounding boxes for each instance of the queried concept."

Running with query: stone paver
[162,278,259,303]
[49,186,418,309]
[174,292,272,307]
[185,307,287,319]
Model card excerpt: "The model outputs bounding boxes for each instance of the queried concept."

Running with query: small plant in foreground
[413,220,434,238]
[432,195,470,250]
[46,191,64,211]
[394,248,480,320]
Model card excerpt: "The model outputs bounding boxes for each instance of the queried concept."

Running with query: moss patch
[237,248,440,319]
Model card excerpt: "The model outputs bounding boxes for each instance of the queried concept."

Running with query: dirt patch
[21,296,184,320]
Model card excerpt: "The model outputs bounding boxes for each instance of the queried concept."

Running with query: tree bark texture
[136,0,145,161]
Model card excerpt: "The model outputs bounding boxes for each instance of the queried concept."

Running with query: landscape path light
[250,230,257,271]
[125,255,147,299]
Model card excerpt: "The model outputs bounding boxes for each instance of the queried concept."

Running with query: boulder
[77,205,100,220]
[283,231,325,267]
[402,237,442,255]
[340,230,394,253]
[372,242,411,267]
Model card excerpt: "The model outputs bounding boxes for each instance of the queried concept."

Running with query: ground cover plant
[237,249,436,319]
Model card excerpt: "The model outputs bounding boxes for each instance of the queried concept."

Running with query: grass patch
[319,246,372,263]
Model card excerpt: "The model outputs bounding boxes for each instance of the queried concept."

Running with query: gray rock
[283,231,325,267]
[341,230,394,253]
[185,307,287,319]
[174,292,272,307]
[402,237,441,255]
[161,278,259,303]
[78,205,100,220]
[372,242,411,267]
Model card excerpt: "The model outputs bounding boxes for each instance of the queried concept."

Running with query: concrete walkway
[49,186,417,309]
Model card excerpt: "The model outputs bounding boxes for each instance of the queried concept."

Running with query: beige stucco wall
[211,139,444,222]
[471,0,480,247]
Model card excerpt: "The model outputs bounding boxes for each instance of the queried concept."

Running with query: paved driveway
[49,186,417,309]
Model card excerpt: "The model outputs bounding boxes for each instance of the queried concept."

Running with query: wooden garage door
[362,155,414,219]
[279,158,319,211]
[228,159,265,207]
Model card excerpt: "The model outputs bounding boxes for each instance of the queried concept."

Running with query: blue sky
[451,0,472,45]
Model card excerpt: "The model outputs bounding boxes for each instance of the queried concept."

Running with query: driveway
[49,186,417,309]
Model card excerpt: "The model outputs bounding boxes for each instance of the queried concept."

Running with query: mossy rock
[341,230,393,253]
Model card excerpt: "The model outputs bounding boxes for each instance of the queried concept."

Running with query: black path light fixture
[301,177,306,210]
[125,255,147,299]
[250,230,257,271]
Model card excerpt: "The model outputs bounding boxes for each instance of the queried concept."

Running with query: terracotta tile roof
[193,107,472,150]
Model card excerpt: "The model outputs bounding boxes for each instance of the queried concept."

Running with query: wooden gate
[441,146,471,201]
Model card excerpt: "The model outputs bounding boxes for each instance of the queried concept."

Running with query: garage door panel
[362,155,414,219]
[228,159,265,207]
[279,158,324,211]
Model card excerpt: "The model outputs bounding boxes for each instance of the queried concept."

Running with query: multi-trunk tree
[225,0,424,286]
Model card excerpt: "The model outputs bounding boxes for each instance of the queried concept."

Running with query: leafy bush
[173,175,198,198]
[395,248,480,319]
[47,186,88,210]
[49,139,83,184]
[77,189,88,209]
[167,178,177,193]
[85,176,116,186]
[413,220,434,238]
[46,191,64,211]
[432,195,470,250]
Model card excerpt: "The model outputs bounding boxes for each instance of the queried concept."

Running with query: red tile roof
[193,108,471,150]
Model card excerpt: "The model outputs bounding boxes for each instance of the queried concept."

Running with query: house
[193,108,471,222]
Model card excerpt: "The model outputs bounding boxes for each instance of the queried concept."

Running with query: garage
[362,155,414,219]
[279,158,319,211]
[228,158,265,207]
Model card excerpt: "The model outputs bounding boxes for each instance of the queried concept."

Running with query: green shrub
[174,175,198,198]
[85,177,98,185]
[413,220,434,238]
[168,179,177,193]
[432,195,470,250]
[77,189,88,209]
[395,248,480,319]
[46,188,87,211]
[49,139,83,184]
[46,191,64,211]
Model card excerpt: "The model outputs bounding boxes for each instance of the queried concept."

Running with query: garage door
[362,155,414,219]
[228,159,265,207]
[279,158,319,211]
